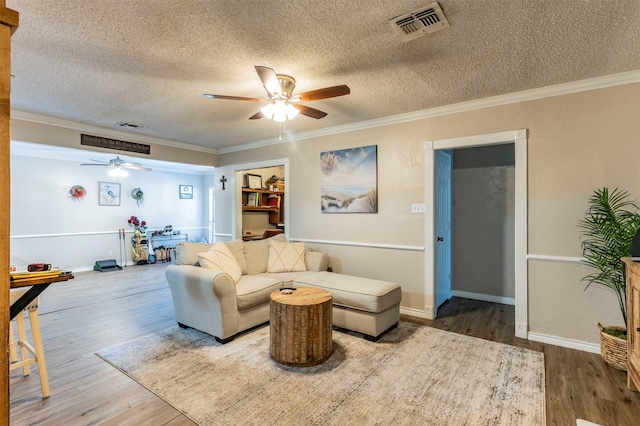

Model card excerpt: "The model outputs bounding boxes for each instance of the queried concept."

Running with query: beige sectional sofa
[165,235,401,343]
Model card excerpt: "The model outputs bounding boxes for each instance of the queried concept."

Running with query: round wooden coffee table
[270,287,333,367]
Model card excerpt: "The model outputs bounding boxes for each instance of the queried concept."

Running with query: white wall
[10,154,211,271]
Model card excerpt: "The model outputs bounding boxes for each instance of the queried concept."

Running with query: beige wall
[219,83,640,343]
[10,118,219,167]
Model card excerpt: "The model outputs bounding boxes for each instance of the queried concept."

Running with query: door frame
[424,130,528,339]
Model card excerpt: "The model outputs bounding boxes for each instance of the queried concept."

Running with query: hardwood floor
[9,264,640,425]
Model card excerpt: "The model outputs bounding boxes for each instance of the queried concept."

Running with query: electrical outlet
[411,203,425,213]
[108,251,113,257]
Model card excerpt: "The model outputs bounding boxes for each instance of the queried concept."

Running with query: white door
[435,149,453,310]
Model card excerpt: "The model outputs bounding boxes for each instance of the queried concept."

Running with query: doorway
[237,165,285,240]
[425,130,528,339]
[439,144,516,308]
[231,158,289,241]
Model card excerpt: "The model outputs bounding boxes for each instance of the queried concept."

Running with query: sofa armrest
[165,264,239,339]
[305,251,329,272]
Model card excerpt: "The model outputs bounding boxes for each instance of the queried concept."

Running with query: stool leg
[8,321,19,363]
[15,312,31,376]
[28,309,50,398]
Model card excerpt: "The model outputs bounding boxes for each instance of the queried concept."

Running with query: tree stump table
[270,287,333,367]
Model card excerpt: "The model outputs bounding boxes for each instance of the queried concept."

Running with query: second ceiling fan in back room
[203,66,350,123]
[81,156,151,177]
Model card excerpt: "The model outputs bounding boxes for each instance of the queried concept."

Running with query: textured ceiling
[7,0,640,151]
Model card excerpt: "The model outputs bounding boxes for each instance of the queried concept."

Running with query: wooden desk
[10,273,74,320]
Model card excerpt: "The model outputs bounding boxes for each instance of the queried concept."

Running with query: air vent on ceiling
[115,122,143,130]
[388,2,450,42]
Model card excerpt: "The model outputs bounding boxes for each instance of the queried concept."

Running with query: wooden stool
[9,288,50,398]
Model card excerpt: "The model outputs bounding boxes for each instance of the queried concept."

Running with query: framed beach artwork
[320,145,378,213]
[98,182,121,206]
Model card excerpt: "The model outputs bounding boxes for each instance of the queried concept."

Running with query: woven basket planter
[596,321,627,371]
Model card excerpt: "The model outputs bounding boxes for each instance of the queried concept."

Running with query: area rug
[96,322,545,425]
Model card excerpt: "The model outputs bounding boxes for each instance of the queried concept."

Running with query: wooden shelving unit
[624,257,640,392]
[242,188,284,225]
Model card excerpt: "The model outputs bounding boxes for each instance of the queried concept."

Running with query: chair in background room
[261,229,284,239]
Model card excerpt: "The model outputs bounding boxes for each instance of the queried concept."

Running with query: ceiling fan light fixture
[205,66,349,122]
[261,100,299,122]
[108,167,129,177]
[284,103,299,120]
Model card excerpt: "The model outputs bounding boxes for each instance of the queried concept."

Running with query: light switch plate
[411,203,425,213]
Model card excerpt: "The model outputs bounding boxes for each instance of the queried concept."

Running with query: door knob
[437,236,444,242]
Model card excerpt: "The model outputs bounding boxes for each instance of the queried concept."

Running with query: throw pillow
[175,242,213,265]
[198,242,242,284]
[267,240,306,273]
[243,233,287,275]
[224,239,248,275]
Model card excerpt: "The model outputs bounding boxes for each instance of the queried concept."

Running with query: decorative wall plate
[131,187,144,206]
[69,185,86,201]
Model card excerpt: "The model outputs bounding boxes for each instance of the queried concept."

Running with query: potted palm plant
[579,187,640,370]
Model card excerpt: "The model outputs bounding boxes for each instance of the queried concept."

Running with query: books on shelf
[266,195,281,208]
[247,192,259,207]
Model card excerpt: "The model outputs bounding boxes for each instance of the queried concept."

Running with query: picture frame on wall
[179,184,193,199]
[320,145,378,213]
[245,173,263,189]
[98,182,121,206]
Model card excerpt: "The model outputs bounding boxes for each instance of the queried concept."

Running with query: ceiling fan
[81,156,151,172]
[203,66,350,122]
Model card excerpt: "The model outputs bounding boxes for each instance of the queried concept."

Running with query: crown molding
[10,110,219,155]
[219,70,640,154]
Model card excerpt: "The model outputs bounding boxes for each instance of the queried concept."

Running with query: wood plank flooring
[9,264,640,425]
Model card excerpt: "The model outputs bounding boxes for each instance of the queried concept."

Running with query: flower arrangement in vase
[127,215,147,235]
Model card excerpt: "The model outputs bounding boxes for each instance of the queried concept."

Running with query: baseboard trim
[400,306,428,319]
[400,306,601,354]
[527,253,583,264]
[452,290,515,306]
[528,332,600,354]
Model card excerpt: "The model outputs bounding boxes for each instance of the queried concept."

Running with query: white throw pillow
[267,240,306,273]
[198,242,242,284]
[243,233,287,275]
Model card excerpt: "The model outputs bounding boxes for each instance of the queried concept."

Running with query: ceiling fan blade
[297,85,350,102]
[203,94,264,102]
[292,104,328,119]
[249,111,264,120]
[123,163,151,171]
[255,66,282,96]
[80,163,108,166]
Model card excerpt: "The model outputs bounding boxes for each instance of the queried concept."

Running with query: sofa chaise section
[293,271,402,341]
